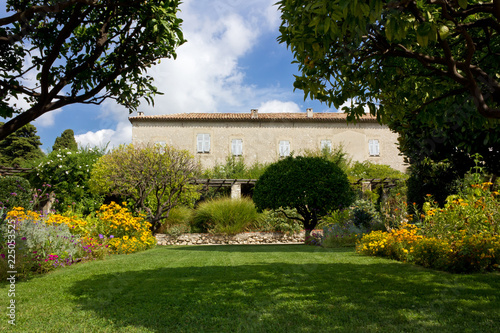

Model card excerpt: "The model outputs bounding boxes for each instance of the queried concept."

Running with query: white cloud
[137,0,287,116]
[56,0,299,149]
[338,98,371,113]
[33,109,63,128]
[75,100,132,150]
[258,100,300,113]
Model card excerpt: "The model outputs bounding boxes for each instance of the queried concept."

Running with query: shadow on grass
[69,248,500,332]
[165,243,355,253]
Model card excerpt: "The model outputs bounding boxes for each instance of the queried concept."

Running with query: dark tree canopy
[277,0,500,120]
[0,122,44,167]
[253,156,354,237]
[0,0,185,140]
[52,129,78,151]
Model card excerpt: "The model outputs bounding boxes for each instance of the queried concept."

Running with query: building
[129,109,406,172]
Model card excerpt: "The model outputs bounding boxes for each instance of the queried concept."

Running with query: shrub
[0,208,100,280]
[192,197,261,234]
[321,221,364,248]
[161,205,194,236]
[349,199,384,231]
[380,184,412,229]
[251,208,303,234]
[90,143,201,233]
[30,147,104,214]
[356,224,500,273]
[406,159,459,215]
[0,176,32,210]
[421,182,500,238]
[348,160,408,180]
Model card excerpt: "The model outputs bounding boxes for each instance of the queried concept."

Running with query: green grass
[1,245,499,332]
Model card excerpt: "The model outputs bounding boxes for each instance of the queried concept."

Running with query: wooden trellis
[0,166,33,177]
[193,178,403,199]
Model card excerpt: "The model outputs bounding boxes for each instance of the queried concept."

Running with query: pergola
[193,178,402,199]
[193,179,257,198]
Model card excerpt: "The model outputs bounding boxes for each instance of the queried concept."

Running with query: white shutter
[197,134,210,153]
[321,140,332,152]
[197,134,204,153]
[203,134,210,153]
[279,140,290,157]
[369,139,379,156]
[232,139,242,156]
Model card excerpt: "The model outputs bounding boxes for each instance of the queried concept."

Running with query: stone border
[155,231,323,246]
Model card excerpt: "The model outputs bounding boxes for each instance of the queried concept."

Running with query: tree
[0,0,185,140]
[90,143,201,233]
[391,95,500,176]
[276,0,500,120]
[252,156,354,238]
[52,129,78,151]
[0,122,44,167]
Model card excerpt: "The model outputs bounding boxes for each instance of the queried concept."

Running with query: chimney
[306,108,313,118]
[251,109,258,119]
[138,111,144,116]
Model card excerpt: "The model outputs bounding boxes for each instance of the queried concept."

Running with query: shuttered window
[320,139,332,153]
[197,134,210,153]
[232,139,243,156]
[369,139,380,156]
[279,140,290,157]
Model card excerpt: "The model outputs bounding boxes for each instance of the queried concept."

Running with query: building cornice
[129,112,379,123]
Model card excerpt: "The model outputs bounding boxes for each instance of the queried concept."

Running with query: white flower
[66,151,72,155]
[57,154,61,157]
[59,165,63,168]
[65,171,69,174]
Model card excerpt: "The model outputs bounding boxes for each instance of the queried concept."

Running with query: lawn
[1,245,499,332]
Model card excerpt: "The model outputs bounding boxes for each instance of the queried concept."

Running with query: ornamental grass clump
[192,197,261,234]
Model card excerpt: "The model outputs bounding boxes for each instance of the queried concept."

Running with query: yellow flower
[123,235,129,240]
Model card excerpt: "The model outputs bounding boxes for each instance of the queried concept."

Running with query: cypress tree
[52,129,78,151]
[0,122,44,167]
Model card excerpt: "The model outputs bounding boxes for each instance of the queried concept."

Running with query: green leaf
[458,0,468,9]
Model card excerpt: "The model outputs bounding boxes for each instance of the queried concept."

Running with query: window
[320,139,332,153]
[279,140,290,157]
[155,141,166,153]
[232,139,243,156]
[369,139,380,156]
[197,134,210,153]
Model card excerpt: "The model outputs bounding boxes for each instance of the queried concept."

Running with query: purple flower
[0,254,5,259]
[99,234,104,239]
[109,235,114,238]
[22,237,27,241]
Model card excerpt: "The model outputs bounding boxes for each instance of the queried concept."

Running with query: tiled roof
[129,112,378,123]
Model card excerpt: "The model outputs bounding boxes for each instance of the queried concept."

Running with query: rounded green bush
[0,176,32,210]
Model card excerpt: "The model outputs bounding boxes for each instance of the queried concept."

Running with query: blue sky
[3,0,345,152]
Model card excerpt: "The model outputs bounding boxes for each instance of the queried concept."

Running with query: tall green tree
[277,0,500,120]
[0,0,185,140]
[52,129,78,151]
[0,122,44,167]
[253,156,354,238]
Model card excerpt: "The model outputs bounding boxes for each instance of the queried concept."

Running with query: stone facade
[129,109,407,172]
[155,231,320,246]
